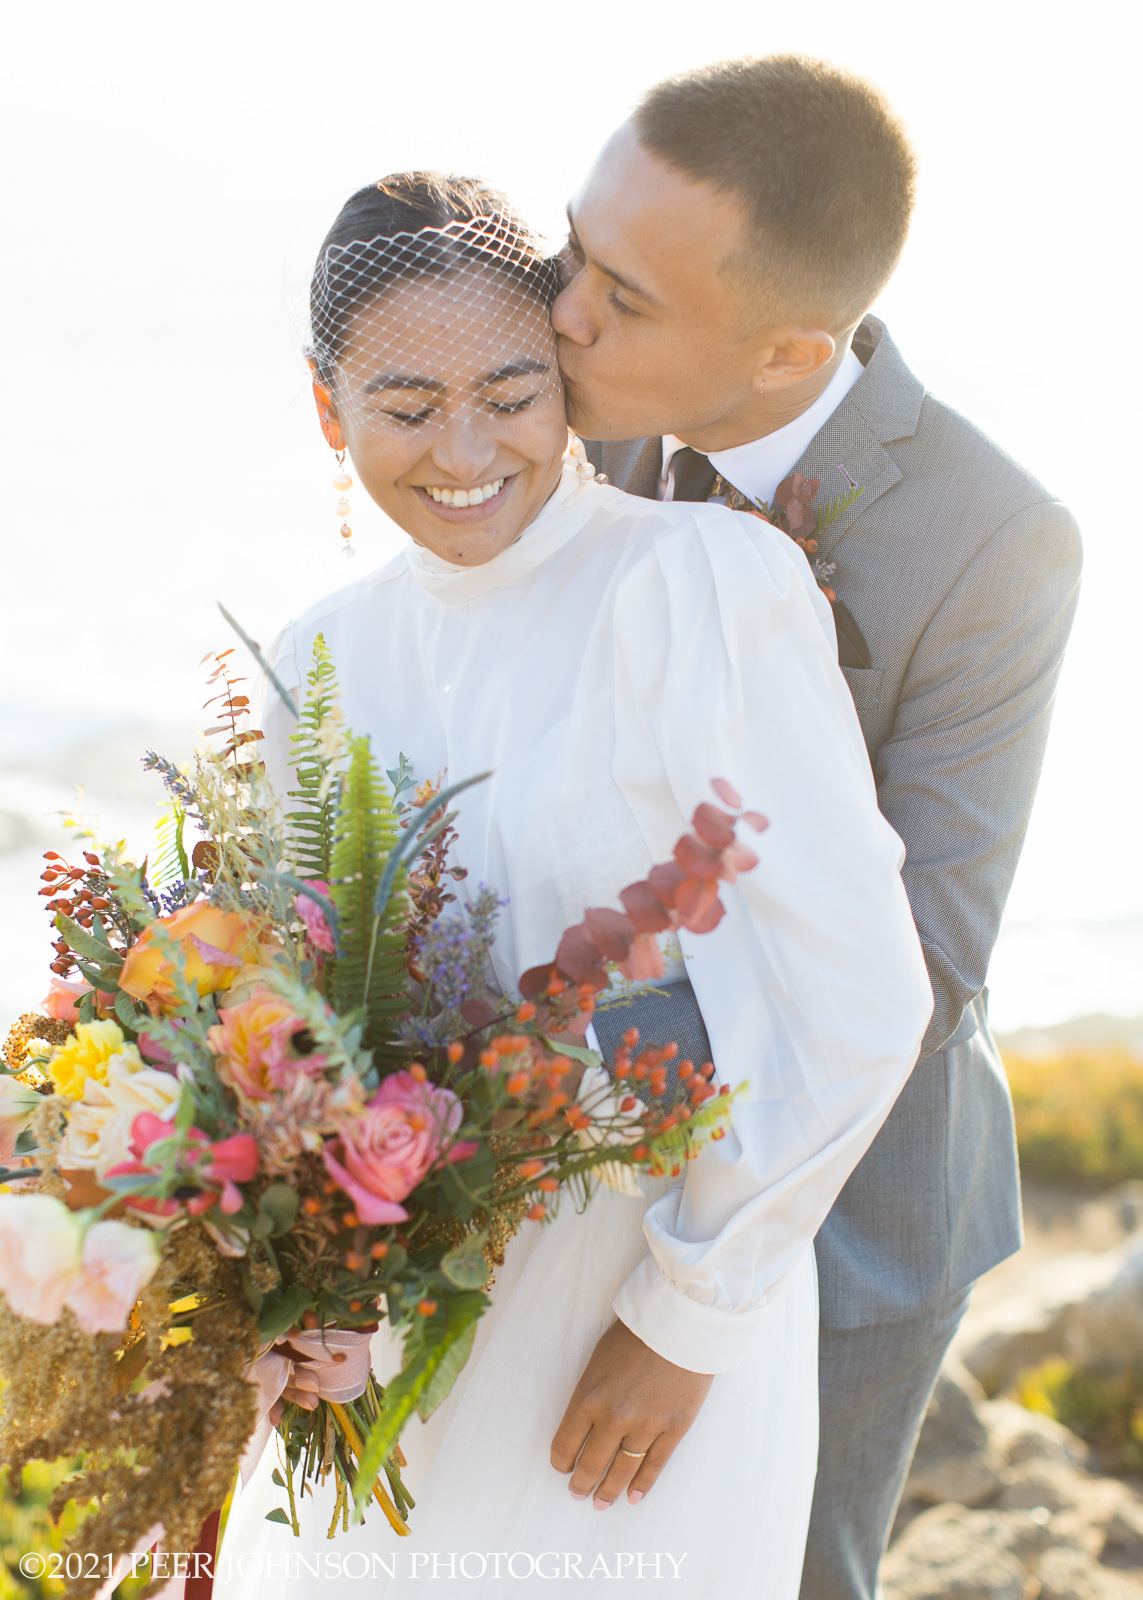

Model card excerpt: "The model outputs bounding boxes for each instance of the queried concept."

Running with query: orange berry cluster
[39,850,121,975]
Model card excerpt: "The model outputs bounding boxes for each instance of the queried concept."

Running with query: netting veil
[307,213,564,442]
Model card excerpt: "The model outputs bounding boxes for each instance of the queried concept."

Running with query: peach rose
[64,1219,160,1334]
[207,990,327,1102]
[42,975,93,1023]
[119,903,264,1012]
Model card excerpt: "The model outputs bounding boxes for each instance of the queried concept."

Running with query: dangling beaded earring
[332,451,355,558]
[566,430,605,483]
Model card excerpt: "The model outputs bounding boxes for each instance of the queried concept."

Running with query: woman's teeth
[425,478,505,508]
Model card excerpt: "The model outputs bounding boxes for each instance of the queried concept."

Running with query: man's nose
[551,270,595,346]
[429,413,499,482]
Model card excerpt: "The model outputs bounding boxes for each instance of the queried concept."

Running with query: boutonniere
[714,469,864,603]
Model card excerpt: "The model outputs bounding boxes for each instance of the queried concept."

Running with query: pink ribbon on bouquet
[239,1327,376,1484]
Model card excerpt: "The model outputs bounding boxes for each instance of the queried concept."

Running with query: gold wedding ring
[618,1447,647,1459]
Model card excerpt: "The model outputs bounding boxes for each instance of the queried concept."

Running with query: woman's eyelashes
[379,393,539,427]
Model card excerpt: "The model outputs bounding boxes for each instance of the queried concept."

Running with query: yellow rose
[119,903,263,1013]
[49,1020,128,1102]
[58,1049,181,1178]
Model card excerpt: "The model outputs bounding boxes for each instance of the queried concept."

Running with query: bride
[216,173,932,1597]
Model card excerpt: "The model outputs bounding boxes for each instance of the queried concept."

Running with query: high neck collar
[404,462,596,606]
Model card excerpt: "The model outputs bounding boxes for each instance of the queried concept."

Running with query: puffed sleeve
[608,508,933,1372]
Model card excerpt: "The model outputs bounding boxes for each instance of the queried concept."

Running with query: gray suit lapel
[796,318,924,564]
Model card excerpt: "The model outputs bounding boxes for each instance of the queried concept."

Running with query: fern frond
[330,736,408,1063]
[152,800,190,887]
[813,483,864,532]
[285,633,342,883]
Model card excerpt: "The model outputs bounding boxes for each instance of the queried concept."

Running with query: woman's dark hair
[309,172,560,377]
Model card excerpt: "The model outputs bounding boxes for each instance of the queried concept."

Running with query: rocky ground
[884,1181,1143,1598]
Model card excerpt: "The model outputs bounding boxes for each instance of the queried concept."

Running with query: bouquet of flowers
[0,629,762,1593]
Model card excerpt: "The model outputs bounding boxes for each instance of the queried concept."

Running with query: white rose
[58,1049,181,1178]
[0,1195,83,1323]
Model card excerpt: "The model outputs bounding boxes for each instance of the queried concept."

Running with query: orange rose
[119,903,263,1012]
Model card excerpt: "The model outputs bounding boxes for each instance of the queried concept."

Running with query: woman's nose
[429,414,499,483]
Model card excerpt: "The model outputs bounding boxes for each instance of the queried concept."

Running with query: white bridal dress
[216,464,932,1597]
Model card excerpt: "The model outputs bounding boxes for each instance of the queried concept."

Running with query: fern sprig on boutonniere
[714,469,864,603]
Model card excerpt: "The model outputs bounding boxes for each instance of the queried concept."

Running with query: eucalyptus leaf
[54,914,124,969]
[539,1037,603,1070]
[258,1183,300,1238]
[439,1231,491,1291]
[113,991,141,1031]
[256,1284,312,1343]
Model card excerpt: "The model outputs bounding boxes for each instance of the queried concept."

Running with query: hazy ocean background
[1,0,1138,1041]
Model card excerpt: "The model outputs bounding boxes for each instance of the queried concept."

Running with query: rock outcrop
[885,1364,1143,1598]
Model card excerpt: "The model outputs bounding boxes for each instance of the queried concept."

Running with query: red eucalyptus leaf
[721,841,761,878]
[617,931,666,983]
[647,861,685,908]
[711,778,743,809]
[692,803,736,852]
[555,923,609,988]
[619,880,673,933]
[518,963,557,1000]
[583,906,636,961]
[675,875,723,932]
[461,995,497,1026]
[674,833,722,880]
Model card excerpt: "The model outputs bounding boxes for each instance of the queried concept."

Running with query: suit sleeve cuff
[611,1253,767,1374]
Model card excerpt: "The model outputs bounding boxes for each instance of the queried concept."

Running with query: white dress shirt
[659,347,865,508]
[262,462,932,1373]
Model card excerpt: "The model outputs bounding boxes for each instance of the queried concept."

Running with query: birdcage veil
[306,176,565,438]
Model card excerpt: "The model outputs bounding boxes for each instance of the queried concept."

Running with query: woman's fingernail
[570,1490,587,1501]
[593,1496,611,1511]
[628,1489,644,1504]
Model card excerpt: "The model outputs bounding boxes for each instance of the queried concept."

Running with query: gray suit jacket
[587,316,1082,1329]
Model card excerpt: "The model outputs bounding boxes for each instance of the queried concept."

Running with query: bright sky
[1,0,1139,1027]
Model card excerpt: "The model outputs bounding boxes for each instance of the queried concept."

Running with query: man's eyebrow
[564,205,660,307]
[479,360,550,385]
[362,374,446,396]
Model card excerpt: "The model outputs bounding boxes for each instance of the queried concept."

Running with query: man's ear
[311,375,346,451]
[754,329,837,392]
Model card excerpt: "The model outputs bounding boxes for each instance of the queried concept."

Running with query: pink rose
[42,975,93,1023]
[0,1195,83,1323]
[322,1073,476,1224]
[296,882,336,956]
[64,1220,160,1334]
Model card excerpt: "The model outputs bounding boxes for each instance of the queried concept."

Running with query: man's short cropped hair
[633,54,917,333]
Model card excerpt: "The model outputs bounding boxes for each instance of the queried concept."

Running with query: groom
[552,55,1081,1600]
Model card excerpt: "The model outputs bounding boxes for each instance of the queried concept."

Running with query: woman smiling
[218,173,932,1597]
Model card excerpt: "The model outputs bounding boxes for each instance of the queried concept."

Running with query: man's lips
[413,475,516,521]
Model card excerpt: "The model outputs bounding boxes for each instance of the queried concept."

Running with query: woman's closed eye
[381,405,438,427]
[486,394,539,416]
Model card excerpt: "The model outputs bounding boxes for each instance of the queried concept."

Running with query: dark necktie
[668,446,718,503]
